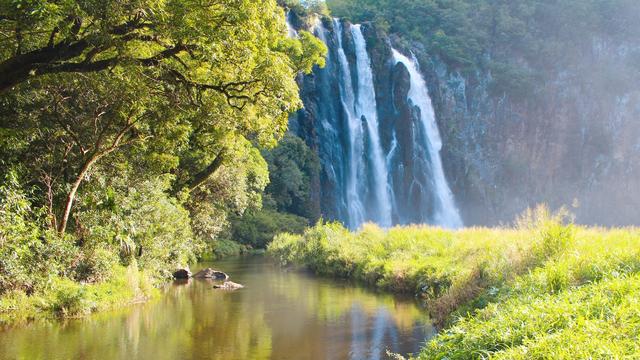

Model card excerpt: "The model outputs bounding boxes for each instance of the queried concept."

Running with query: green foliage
[0,171,77,295]
[516,205,576,262]
[225,134,319,248]
[280,0,331,16]
[207,238,250,259]
[326,0,640,99]
[487,62,536,100]
[263,134,320,219]
[282,31,328,73]
[77,175,202,279]
[230,209,309,249]
[327,0,480,66]
[420,227,640,359]
[0,265,156,323]
[0,0,327,321]
[269,209,640,358]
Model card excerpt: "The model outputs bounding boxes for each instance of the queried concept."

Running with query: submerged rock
[213,281,244,290]
[173,268,192,279]
[193,268,229,280]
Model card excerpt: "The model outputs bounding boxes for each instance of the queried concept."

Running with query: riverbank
[0,265,156,325]
[0,256,432,359]
[0,238,255,325]
[268,209,640,358]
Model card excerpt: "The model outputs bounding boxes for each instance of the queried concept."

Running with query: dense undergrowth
[268,207,640,358]
[0,265,156,324]
[0,0,326,324]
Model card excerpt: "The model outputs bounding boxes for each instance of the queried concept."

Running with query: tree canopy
[0,0,326,294]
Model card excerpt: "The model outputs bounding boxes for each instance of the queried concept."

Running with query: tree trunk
[187,149,226,193]
[57,154,99,234]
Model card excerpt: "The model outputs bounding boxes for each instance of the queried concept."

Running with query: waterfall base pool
[0,256,435,360]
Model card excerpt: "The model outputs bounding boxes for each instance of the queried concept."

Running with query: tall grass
[268,207,640,358]
[0,265,156,324]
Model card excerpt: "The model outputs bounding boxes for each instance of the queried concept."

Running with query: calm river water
[0,255,434,360]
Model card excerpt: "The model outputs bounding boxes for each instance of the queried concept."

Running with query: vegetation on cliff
[327,0,640,72]
[0,0,326,321]
[226,134,321,250]
[269,207,640,358]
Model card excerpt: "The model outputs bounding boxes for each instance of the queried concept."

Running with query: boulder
[173,268,192,279]
[213,281,244,290]
[193,268,229,280]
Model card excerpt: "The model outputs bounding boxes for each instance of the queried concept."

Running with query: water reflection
[0,256,434,360]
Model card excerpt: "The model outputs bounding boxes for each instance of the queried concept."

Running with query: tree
[0,0,327,235]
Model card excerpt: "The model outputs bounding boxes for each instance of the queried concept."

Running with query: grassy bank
[0,265,156,325]
[268,208,640,358]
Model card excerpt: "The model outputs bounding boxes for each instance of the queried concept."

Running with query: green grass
[268,208,640,359]
[0,265,157,324]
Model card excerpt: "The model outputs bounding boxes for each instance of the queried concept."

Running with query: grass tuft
[269,207,640,358]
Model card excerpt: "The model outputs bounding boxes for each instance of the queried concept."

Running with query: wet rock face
[291,13,640,227]
[416,42,640,226]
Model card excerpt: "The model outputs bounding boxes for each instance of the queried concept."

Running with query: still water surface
[0,256,434,360]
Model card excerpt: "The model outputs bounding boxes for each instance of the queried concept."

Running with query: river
[0,256,434,360]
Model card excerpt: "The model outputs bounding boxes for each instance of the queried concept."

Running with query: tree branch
[187,149,226,192]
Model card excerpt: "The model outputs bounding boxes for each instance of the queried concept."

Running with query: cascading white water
[351,25,393,228]
[391,49,463,228]
[285,11,298,38]
[301,18,463,229]
[334,19,366,229]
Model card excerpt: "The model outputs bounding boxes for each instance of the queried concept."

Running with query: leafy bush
[262,134,320,220]
[77,175,203,279]
[231,209,309,249]
[227,134,319,249]
[72,242,119,283]
[209,238,250,259]
[0,172,77,295]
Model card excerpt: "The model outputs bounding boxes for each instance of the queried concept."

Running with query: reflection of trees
[266,261,429,332]
[0,257,433,359]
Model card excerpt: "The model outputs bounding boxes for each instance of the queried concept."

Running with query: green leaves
[0,0,327,298]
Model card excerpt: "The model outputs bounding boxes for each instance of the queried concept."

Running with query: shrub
[73,242,119,283]
[0,172,78,295]
[77,175,203,280]
[49,278,95,317]
[208,238,250,259]
[231,209,309,249]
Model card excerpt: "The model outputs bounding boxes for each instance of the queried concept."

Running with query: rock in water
[173,268,192,279]
[193,268,229,280]
[213,281,244,290]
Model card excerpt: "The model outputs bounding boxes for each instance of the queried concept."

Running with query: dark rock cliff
[289,13,640,226]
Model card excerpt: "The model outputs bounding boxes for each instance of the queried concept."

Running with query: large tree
[0,0,326,234]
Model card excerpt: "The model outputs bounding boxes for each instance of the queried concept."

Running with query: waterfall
[297,18,462,229]
[391,49,463,228]
[351,25,393,228]
[309,18,351,222]
[285,11,298,38]
[334,19,366,228]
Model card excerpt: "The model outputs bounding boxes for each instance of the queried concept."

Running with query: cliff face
[291,14,640,227]
[417,35,640,226]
